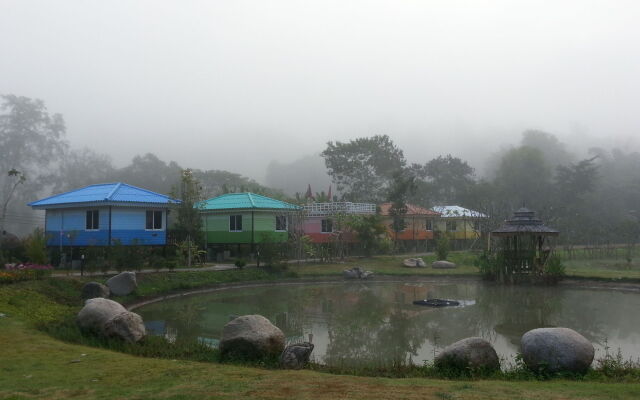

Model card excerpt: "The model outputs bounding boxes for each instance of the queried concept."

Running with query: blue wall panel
[45,207,166,246]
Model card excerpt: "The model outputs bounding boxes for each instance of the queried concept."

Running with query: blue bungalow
[28,183,181,247]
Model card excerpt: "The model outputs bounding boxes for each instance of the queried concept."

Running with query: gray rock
[81,282,110,300]
[103,311,146,343]
[403,258,426,267]
[220,315,285,359]
[343,268,359,279]
[280,342,314,369]
[343,266,374,279]
[435,337,500,371]
[106,271,137,296]
[432,260,457,269]
[521,327,594,373]
[76,298,127,333]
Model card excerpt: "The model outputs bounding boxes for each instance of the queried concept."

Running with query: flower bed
[1,263,53,284]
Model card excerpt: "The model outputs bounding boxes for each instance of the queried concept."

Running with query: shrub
[543,254,565,283]
[435,234,450,260]
[234,258,246,269]
[24,228,48,264]
[475,251,501,280]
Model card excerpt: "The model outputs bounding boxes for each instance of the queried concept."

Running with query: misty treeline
[2,94,639,246]
[0,95,285,236]
[320,133,640,245]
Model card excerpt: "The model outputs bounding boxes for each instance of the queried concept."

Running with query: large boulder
[435,337,500,371]
[280,342,314,369]
[520,327,594,373]
[432,260,456,269]
[81,282,110,300]
[76,298,127,333]
[220,315,285,359]
[106,271,137,296]
[103,311,146,343]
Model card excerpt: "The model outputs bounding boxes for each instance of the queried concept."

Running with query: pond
[136,280,640,368]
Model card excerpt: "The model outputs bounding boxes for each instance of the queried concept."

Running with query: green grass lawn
[3,256,640,399]
[2,318,640,400]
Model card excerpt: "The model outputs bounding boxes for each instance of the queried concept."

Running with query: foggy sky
[2,0,639,181]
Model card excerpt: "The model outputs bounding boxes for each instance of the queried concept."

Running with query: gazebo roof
[492,207,559,236]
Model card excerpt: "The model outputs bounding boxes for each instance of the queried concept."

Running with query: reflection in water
[137,281,640,367]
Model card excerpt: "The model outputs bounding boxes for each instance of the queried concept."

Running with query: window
[230,215,243,231]
[321,219,333,233]
[425,219,433,231]
[86,210,99,230]
[275,215,287,231]
[146,210,163,230]
[446,220,457,232]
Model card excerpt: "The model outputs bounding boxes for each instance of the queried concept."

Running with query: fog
[2,0,639,184]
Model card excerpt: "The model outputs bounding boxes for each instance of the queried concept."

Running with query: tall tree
[0,95,67,235]
[422,154,475,205]
[322,135,406,202]
[494,146,553,210]
[386,169,417,245]
[171,169,204,245]
[52,148,116,193]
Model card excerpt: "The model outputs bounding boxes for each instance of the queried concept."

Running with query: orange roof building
[379,203,440,242]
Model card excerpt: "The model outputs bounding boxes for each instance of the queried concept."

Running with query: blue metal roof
[28,183,181,208]
[198,193,301,211]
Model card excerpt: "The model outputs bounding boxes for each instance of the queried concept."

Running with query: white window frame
[85,209,99,231]
[321,218,333,233]
[145,210,163,231]
[446,220,457,232]
[229,215,243,232]
[275,215,287,232]
[425,219,433,231]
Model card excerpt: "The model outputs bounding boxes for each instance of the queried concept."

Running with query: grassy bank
[3,263,640,399]
[2,317,640,400]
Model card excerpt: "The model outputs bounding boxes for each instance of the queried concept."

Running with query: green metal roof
[198,192,301,211]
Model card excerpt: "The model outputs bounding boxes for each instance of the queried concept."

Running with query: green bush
[475,251,501,280]
[24,228,48,264]
[234,258,247,269]
[435,234,450,260]
[543,254,565,283]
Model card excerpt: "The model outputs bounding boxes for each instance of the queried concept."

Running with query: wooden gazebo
[491,208,559,281]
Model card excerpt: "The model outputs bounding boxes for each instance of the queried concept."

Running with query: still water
[136,280,640,367]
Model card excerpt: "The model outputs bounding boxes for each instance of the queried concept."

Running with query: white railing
[303,202,376,216]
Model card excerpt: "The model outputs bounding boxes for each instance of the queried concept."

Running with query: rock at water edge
[81,282,110,300]
[520,327,594,373]
[220,315,285,359]
[76,298,127,333]
[106,271,137,296]
[435,337,500,371]
[280,342,314,369]
[103,311,146,343]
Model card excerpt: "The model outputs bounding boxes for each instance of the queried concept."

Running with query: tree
[494,146,553,210]
[51,148,116,193]
[0,169,26,235]
[321,135,406,202]
[171,169,205,253]
[115,153,182,195]
[421,155,475,205]
[347,214,387,257]
[386,169,416,250]
[0,95,67,235]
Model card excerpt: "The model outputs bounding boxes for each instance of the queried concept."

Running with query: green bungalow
[198,192,302,260]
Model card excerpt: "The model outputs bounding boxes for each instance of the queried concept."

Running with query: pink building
[302,202,376,243]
